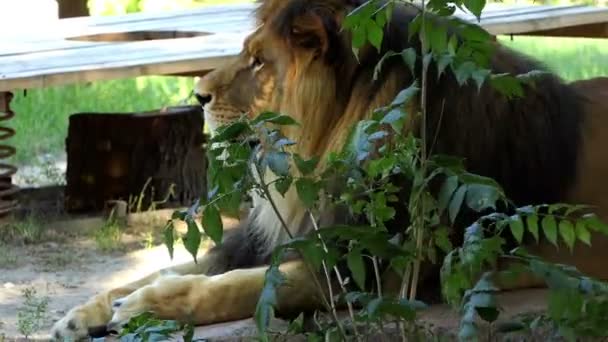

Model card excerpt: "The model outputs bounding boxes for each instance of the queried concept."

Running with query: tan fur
[51,0,608,337]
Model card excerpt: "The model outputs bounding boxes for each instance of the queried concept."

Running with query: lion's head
[196,0,595,208]
[195,0,414,159]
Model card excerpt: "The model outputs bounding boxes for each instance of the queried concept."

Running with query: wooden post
[58,0,89,18]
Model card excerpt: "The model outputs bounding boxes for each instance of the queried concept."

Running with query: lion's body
[52,1,608,339]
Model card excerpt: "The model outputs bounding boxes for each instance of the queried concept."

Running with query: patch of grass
[38,249,77,272]
[17,287,50,339]
[500,35,608,82]
[94,210,125,252]
[0,244,18,269]
[10,76,196,166]
[0,217,46,244]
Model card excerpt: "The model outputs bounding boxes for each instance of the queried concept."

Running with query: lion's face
[194,26,281,133]
[195,0,357,139]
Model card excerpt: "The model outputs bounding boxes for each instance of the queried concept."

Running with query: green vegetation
[156,1,608,341]
[94,209,125,252]
[17,287,50,339]
[500,35,608,81]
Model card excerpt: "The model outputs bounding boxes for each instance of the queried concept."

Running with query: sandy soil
[0,212,557,341]
[0,214,199,341]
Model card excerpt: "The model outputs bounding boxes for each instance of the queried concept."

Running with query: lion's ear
[282,6,341,61]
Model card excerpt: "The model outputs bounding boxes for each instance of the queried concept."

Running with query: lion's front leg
[107,260,325,330]
[50,253,220,341]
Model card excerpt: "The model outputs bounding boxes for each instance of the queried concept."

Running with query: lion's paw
[50,307,109,341]
[107,292,150,332]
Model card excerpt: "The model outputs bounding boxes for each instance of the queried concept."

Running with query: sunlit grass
[499,35,608,81]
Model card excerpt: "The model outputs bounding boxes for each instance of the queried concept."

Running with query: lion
[51,0,608,339]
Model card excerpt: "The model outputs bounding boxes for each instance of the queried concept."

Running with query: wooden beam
[58,0,89,19]
[514,22,608,39]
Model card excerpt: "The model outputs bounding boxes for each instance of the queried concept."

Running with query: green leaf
[425,19,447,54]
[293,154,320,176]
[390,82,420,107]
[559,220,575,251]
[251,112,299,126]
[211,122,249,142]
[465,184,499,212]
[163,222,175,259]
[583,214,608,234]
[575,220,591,246]
[347,249,367,290]
[465,0,486,20]
[434,226,453,253]
[436,53,453,79]
[183,216,202,263]
[202,205,223,245]
[366,19,384,51]
[275,176,293,196]
[401,48,417,74]
[471,68,490,91]
[268,115,298,126]
[438,176,458,214]
[453,61,477,86]
[527,215,540,242]
[295,178,320,208]
[449,185,467,224]
[490,74,524,99]
[509,215,525,244]
[255,263,285,342]
[351,26,367,51]
[265,151,290,177]
[542,215,558,247]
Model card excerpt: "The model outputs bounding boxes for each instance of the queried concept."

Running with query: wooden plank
[515,22,608,38]
[0,34,246,91]
[0,3,606,92]
[478,6,608,35]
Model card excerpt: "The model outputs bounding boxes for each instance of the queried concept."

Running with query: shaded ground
[0,211,560,341]
[0,212,201,340]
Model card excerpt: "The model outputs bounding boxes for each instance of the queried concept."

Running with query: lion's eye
[249,56,264,72]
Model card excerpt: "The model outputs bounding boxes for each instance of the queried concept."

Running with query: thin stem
[254,162,293,240]
[408,0,431,302]
[372,256,383,298]
[307,211,359,341]
[252,163,346,339]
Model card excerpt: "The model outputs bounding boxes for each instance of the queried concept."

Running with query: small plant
[118,312,194,342]
[17,287,50,339]
[143,231,155,249]
[0,244,18,269]
[94,209,124,252]
[128,177,177,214]
[0,217,45,244]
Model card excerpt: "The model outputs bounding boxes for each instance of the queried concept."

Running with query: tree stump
[65,106,207,214]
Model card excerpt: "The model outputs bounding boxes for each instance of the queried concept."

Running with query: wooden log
[65,106,207,214]
[58,0,89,18]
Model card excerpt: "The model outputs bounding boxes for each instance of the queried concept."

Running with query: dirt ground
[0,209,558,341]
[0,210,204,341]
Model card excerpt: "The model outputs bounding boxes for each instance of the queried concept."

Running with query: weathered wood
[58,0,89,19]
[517,22,608,38]
[0,4,606,92]
[64,106,207,213]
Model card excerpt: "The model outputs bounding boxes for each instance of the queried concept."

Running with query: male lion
[52,0,608,339]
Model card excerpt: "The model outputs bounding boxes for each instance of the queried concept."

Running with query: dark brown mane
[260,0,585,208]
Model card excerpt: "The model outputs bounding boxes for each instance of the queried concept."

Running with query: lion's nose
[195,93,212,106]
